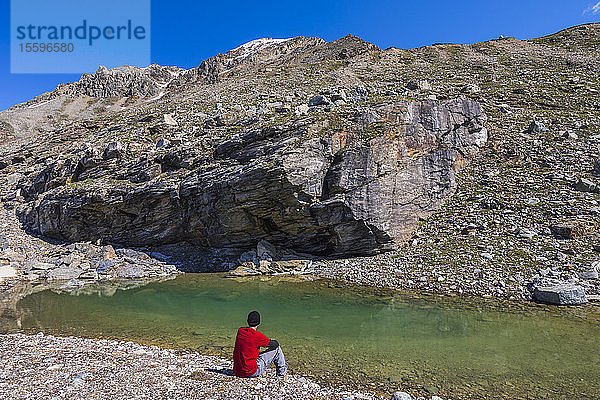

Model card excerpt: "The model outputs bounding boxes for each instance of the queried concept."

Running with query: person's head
[247,311,260,328]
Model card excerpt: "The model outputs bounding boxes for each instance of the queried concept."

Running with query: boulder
[527,120,549,134]
[563,130,578,140]
[102,142,125,160]
[308,95,330,107]
[229,240,309,275]
[578,269,598,280]
[574,177,598,193]
[0,265,17,280]
[347,86,368,102]
[579,261,599,280]
[533,284,587,305]
[228,264,261,277]
[550,221,592,239]
[156,138,171,148]
[162,113,178,126]
[391,392,413,400]
[461,84,481,94]
[406,80,431,91]
[330,90,347,102]
[0,235,8,251]
[295,104,309,116]
[593,160,600,176]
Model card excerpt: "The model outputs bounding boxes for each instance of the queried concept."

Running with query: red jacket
[233,327,270,377]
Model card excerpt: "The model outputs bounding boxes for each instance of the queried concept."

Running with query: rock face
[20,99,486,259]
[0,121,15,141]
[533,284,588,305]
[0,64,184,140]
[63,65,183,98]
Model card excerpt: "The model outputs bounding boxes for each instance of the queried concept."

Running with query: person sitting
[233,311,287,378]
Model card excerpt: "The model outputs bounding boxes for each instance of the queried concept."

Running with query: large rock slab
[533,284,588,305]
[0,265,17,280]
[47,267,84,281]
[21,99,486,259]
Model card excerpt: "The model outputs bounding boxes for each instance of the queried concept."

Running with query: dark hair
[247,311,260,327]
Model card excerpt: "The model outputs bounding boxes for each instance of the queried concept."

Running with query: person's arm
[265,339,279,350]
[257,331,278,350]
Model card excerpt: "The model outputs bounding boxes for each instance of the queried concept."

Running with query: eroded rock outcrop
[20,99,486,260]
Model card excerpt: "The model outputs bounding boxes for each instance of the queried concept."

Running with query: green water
[12,274,600,399]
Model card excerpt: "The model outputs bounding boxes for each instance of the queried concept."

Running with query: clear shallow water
[11,274,600,399]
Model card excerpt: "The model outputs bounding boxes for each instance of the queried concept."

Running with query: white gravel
[0,333,383,400]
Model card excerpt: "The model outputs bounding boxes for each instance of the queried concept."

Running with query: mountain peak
[230,37,294,53]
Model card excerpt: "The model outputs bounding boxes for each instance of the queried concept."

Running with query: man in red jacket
[233,311,287,378]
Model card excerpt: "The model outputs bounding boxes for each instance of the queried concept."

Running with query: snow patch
[229,38,292,58]
[167,69,183,77]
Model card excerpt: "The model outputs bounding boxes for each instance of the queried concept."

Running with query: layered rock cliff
[19,98,486,259]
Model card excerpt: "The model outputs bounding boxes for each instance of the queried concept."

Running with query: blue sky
[1,0,599,111]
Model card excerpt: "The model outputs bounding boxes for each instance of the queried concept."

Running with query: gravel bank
[314,243,600,302]
[0,333,384,400]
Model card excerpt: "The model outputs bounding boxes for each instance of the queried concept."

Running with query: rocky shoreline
[0,206,180,284]
[0,333,391,400]
[2,197,599,305]
[314,250,600,304]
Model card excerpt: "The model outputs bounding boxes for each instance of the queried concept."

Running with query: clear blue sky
[1,0,599,111]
